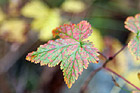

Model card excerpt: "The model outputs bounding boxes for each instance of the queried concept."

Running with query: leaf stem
[104,67,140,91]
[80,44,140,92]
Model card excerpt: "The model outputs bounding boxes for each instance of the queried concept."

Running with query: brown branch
[80,44,129,93]
[111,44,128,58]
[97,51,107,60]
[80,66,103,93]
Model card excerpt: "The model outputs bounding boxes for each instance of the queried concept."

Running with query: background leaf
[21,0,61,41]
[125,14,140,60]
[0,19,27,43]
[21,0,49,19]
[125,14,140,34]
[0,8,5,23]
[61,0,86,13]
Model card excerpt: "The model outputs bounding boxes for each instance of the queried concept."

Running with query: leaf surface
[128,37,140,59]
[124,14,140,34]
[26,21,99,88]
[125,14,140,59]
[52,21,92,41]
[26,39,98,88]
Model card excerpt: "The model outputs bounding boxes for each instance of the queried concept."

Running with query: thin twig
[80,44,128,93]
[97,52,107,60]
[111,44,128,58]
[104,67,140,90]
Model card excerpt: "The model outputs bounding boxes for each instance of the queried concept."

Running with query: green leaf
[52,20,93,41]
[26,21,99,88]
[26,39,99,88]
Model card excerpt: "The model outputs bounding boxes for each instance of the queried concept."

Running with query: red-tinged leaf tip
[26,52,35,62]
[52,27,61,38]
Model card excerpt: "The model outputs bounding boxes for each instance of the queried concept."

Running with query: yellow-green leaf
[0,19,27,43]
[61,0,86,13]
[21,0,61,41]
[21,0,49,18]
[126,70,140,89]
[0,8,5,23]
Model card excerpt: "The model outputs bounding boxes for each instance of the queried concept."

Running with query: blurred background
[0,0,140,93]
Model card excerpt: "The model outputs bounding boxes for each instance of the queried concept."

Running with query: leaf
[26,39,98,88]
[124,14,140,34]
[84,28,104,51]
[61,0,86,13]
[0,8,5,23]
[125,14,140,60]
[26,21,99,88]
[128,37,140,60]
[0,19,27,43]
[52,21,92,41]
[21,0,61,41]
[21,0,49,18]
[33,10,60,41]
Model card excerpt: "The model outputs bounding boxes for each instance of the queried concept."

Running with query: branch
[80,44,128,93]
[80,66,103,93]
[111,44,128,59]
[97,52,107,60]
[104,67,140,90]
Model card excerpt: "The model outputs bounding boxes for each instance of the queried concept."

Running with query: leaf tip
[135,13,140,18]
[52,27,60,38]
